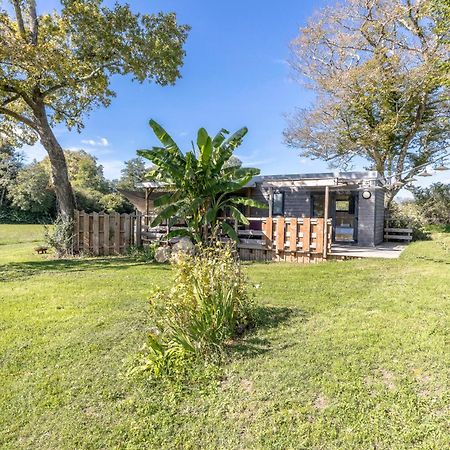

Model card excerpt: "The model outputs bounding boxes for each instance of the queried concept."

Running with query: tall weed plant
[133,244,254,378]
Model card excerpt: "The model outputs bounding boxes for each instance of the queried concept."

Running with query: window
[311,194,325,218]
[272,191,284,216]
[335,200,350,212]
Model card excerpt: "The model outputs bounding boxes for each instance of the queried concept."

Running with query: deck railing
[74,211,332,262]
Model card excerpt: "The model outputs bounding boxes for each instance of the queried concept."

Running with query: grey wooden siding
[374,189,385,245]
[249,185,311,217]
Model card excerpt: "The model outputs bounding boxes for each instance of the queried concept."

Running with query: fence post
[289,218,297,252]
[92,212,99,256]
[275,217,285,251]
[302,218,311,253]
[83,211,90,254]
[103,213,110,256]
[135,212,142,247]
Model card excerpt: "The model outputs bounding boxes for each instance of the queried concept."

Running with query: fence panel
[73,210,140,255]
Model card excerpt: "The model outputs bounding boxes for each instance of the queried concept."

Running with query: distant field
[0,224,449,449]
[0,224,46,245]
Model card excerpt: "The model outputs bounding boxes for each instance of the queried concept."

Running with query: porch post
[145,188,149,226]
[323,185,330,258]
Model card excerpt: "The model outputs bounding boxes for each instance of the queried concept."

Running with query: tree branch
[28,0,38,45]
[0,106,38,131]
[11,0,27,41]
[1,94,21,107]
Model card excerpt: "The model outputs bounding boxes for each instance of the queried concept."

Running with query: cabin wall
[249,185,311,217]
[374,189,385,245]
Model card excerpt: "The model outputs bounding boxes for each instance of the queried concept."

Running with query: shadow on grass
[228,306,309,359]
[0,257,170,282]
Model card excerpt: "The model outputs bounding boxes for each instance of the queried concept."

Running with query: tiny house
[242,171,385,247]
[122,171,385,248]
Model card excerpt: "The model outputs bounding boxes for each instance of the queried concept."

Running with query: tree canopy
[0,0,189,220]
[285,0,450,205]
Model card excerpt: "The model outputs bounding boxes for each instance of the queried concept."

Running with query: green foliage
[387,201,430,241]
[412,182,450,225]
[138,121,266,242]
[0,145,22,207]
[286,0,450,204]
[7,160,55,214]
[44,215,74,257]
[0,1,190,141]
[133,244,254,378]
[117,157,148,190]
[127,243,158,262]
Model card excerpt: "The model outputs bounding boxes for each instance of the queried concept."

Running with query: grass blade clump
[136,244,254,378]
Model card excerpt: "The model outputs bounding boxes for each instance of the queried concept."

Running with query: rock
[155,246,172,263]
[172,237,195,256]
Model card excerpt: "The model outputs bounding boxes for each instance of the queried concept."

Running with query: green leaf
[221,221,238,241]
[197,128,208,149]
[149,120,181,154]
[229,197,268,209]
[228,205,249,225]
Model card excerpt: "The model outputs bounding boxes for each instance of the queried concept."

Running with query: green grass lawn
[0,225,449,449]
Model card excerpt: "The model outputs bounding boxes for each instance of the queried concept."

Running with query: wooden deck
[330,243,407,259]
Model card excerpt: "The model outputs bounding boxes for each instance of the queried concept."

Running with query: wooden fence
[73,210,142,256]
[383,219,413,242]
[239,217,333,263]
[73,211,332,262]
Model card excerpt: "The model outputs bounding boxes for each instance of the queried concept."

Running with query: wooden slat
[384,234,412,241]
[384,228,412,233]
[263,218,273,248]
[123,214,131,252]
[92,212,99,256]
[135,212,142,247]
[83,212,90,252]
[302,218,311,252]
[114,213,121,254]
[289,218,297,251]
[315,218,324,254]
[103,213,110,255]
[275,217,285,251]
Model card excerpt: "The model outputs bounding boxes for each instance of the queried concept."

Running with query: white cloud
[81,137,109,147]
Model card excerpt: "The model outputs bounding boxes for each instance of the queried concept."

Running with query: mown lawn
[0,225,449,449]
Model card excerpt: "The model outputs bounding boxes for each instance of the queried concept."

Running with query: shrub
[127,243,157,262]
[133,244,254,378]
[44,216,74,257]
[387,201,430,240]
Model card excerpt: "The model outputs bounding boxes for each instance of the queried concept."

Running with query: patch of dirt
[240,379,253,393]
[313,393,328,411]
[380,369,396,390]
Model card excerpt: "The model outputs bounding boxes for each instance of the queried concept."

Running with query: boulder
[155,246,172,263]
[172,237,195,256]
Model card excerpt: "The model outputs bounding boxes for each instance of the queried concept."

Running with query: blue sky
[25,0,447,194]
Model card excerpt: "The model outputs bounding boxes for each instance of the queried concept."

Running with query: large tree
[0,0,189,222]
[285,0,450,206]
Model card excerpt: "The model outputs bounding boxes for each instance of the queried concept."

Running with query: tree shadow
[227,306,309,359]
[0,257,170,282]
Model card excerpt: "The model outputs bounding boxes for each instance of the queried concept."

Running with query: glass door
[333,194,358,243]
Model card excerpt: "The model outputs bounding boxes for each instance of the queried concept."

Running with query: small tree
[138,120,265,242]
[117,157,147,190]
[285,0,450,207]
[0,145,22,207]
[0,0,189,223]
[412,182,450,225]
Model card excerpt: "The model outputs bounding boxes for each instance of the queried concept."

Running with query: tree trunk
[384,187,400,210]
[34,102,75,222]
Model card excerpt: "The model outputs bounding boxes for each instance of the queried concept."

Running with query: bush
[44,216,74,257]
[127,244,157,262]
[387,201,430,241]
[133,244,254,378]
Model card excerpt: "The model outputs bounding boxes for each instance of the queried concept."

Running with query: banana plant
[137,120,266,242]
